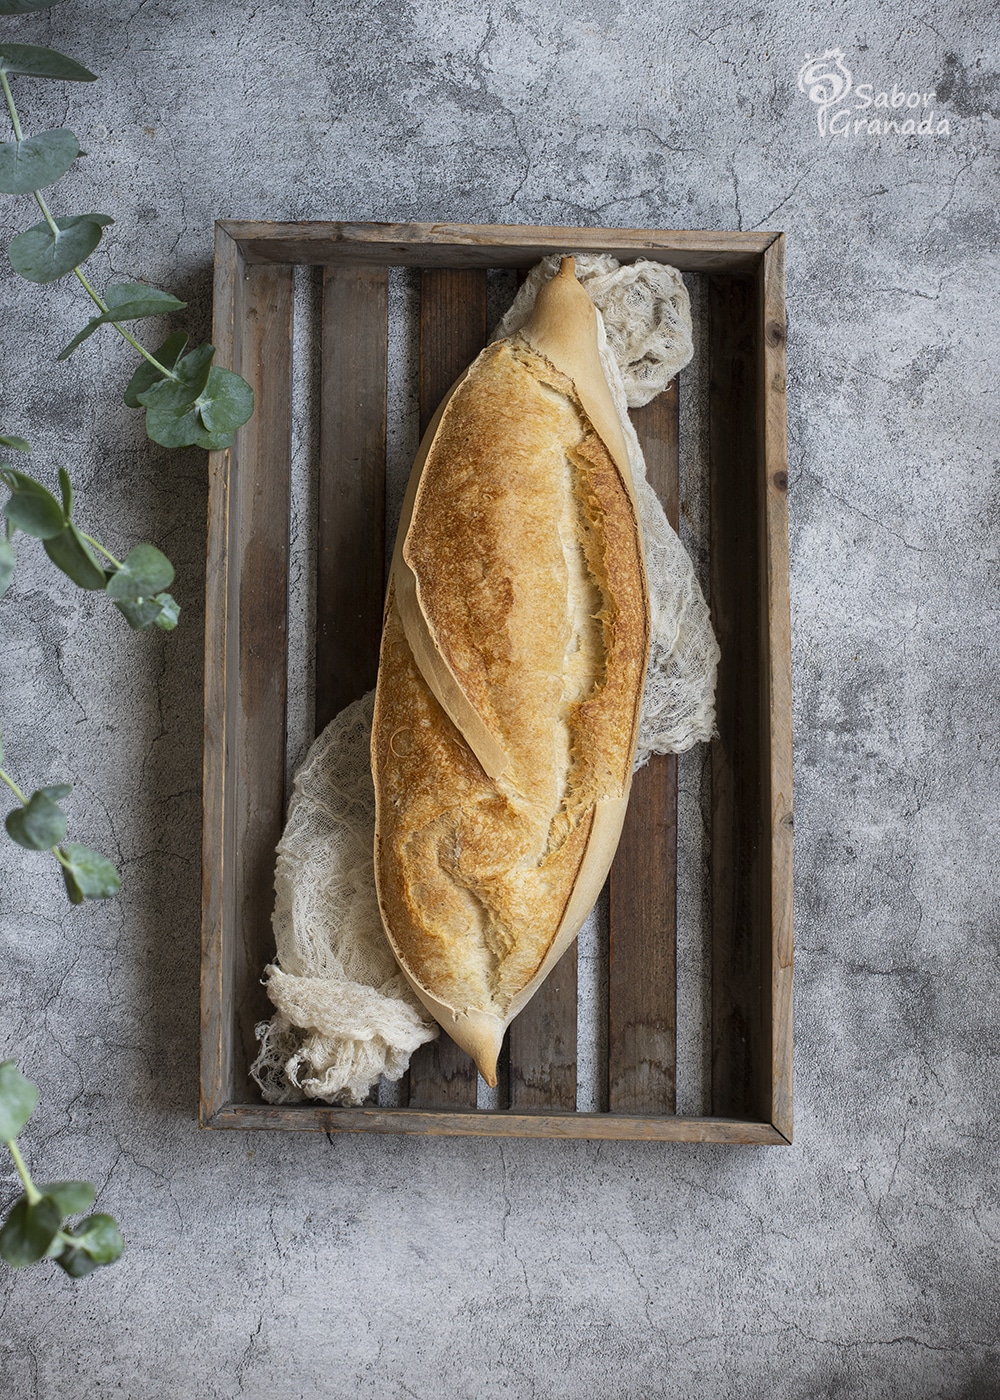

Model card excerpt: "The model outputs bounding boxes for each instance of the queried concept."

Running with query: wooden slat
[509,943,577,1110]
[200,224,243,1124]
[760,238,794,1141]
[316,266,388,730]
[209,1102,789,1144]
[708,273,766,1121]
[229,260,295,1091]
[417,267,488,435]
[607,381,680,1114]
[406,268,489,1109]
[222,220,779,274]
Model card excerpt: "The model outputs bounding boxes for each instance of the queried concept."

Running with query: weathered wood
[760,236,794,1142]
[209,1103,790,1144]
[230,261,296,1095]
[200,221,794,1142]
[406,267,489,1108]
[201,244,295,1119]
[708,272,767,1122]
[417,266,488,435]
[509,943,577,1111]
[407,1037,484,1109]
[316,265,388,730]
[200,223,243,1125]
[221,220,779,274]
[608,382,680,1114]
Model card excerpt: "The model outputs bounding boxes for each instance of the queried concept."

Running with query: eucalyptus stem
[0,767,28,806]
[5,1139,41,1206]
[1,75,177,382]
[78,530,122,570]
[0,71,23,142]
[72,265,177,377]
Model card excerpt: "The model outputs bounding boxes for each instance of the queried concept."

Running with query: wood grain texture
[608,382,680,1114]
[417,267,488,435]
[760,237,794,1142]
[316,265,388,730]
[221,221,779,274]
[201,224,243,1125]
[708,272,768,1123]
[405,268,489,1109]
[231,261,295,1094]
[208,1103,789,1143]
[509,942,577,1110]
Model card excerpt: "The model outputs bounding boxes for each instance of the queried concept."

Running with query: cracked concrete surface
[0,1,998,1396]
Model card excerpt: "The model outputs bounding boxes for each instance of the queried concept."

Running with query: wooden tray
[200,222,793,1143]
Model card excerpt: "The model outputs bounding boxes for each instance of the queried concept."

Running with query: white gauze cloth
[250,255,720,1107]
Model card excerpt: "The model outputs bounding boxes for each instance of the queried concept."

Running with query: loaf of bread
[371,258,650,1086]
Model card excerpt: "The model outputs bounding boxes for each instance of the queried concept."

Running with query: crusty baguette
[371,258,650,1086]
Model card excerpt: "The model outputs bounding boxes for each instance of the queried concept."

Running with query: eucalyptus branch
[0,732,120,903]
[0,436,180,633]
[0,26,253,448]
[0,1061,123,1276]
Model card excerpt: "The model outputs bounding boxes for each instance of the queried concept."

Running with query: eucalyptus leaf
[138,341,214,414]
[114,595,163,630]
[8,213,113,284]
[55,1244,99,1277]
[67,1213,123,1265]
[57,285,186,361]
[59,844,120,903]
[0,129,80,195]
[138,345,252,448]
[0,1060,38,1141]
[0,434,30,451]
[153,592,179,630]
[0,0,69,12]
[39,783,72,801]
[57,466,72,518]
[105,543,174,602]
[140,399,204,450]
[1,469,65,539]
[123,331,188,408]
[0,43,97,83]
[113,591,180,632]
[38,1180,95,1216]
[0,539,14,600]
[199,367,255,436]
[0,1195,61,1267]
[43,522,107,589]
[194,431,234,453]
[5,789,67,850]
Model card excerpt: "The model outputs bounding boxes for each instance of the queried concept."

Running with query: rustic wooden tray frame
[200,221,793,1143]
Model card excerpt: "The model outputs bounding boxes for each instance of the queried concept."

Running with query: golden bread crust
[372,334,648,1034]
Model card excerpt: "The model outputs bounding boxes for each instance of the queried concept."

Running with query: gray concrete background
[0,1,998,1395]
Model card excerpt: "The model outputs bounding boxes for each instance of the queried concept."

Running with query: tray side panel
[607,381,681,1114]
[230,262,295,1093]
[316,266,388,730]
[708,272,769,1122]
[201,226,243,1122]
[406,267,489,1109]
[221,221,778,274]
[211,1103,788,1144]
[761,238,794,1141]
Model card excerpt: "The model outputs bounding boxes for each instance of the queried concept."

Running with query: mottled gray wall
[1,1,998,1396]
